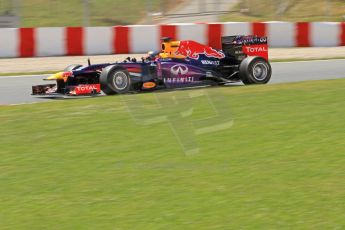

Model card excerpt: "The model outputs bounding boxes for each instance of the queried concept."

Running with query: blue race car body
[32,36,272,96]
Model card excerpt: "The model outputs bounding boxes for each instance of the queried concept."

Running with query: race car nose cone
[45,72,63,80]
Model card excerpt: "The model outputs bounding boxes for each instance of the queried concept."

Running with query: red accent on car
[175,40,225,59]
[242,44,269,60]
[126,67,141,73]
[72,84,101,95]
[62,71,73,77]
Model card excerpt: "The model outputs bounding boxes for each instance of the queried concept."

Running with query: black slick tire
[239,56,272,84]
[100,65,132,95]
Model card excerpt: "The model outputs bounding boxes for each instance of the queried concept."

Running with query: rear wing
[222,35,268,61]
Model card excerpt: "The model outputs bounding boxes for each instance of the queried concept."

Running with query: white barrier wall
[85,27,112,55]
[37,27,65,56]
[130,25,159,53]
[0,28,17,57]
[311,22,340,47]
[223,22,251,37]
[0,22,344,58]
[267,21,295,47]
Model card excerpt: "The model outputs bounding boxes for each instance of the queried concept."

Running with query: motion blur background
[0,0,344,27]
[1,1,345,229]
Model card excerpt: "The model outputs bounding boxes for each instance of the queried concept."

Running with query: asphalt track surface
[0,59,344,105]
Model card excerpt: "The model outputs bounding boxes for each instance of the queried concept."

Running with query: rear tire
[100,65,132,95]
[240,57,272,84]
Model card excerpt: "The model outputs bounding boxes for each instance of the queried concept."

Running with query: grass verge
[222,0,345,22]
[0,0,183,27]
[1,79,345,229]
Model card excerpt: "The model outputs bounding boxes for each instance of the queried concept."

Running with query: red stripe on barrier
[252,22,266,37]
[296,22,310,47]
[340,22,345,46]
[113,26,130,54]
[207,24,222,49]
[66,27,84,55]
[19,28,35,57]
[160,25,177,40]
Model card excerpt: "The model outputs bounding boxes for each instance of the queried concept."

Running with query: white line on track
[7,102,40,106]
[0,74,50,79]
[272,58,345,64]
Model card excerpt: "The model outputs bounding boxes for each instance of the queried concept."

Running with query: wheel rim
[252,62,268,81]
[113,71,128,90]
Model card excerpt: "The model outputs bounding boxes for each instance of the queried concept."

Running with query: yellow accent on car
[45,72,64,80]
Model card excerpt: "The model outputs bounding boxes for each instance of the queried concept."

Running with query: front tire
[239,56,272,84]
[100,65,132,95]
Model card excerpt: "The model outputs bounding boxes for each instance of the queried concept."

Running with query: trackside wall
[0,22,344,58]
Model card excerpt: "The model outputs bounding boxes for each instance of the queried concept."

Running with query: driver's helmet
[146,51,160,60]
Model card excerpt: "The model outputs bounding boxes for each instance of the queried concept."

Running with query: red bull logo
[175,40,225,60]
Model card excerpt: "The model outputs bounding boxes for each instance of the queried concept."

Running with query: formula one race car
[32,35,272,96]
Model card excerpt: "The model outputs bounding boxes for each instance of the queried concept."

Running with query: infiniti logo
[170,64,188,75]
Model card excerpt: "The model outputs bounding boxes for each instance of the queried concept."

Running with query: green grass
[222,0,345,22]
[2,0,344,27]
[0,0,181,27]
[1,79,345,229]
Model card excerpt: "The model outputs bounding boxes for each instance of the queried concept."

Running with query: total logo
[170,64,189,76]
[71,84,100,95]
[245,46,268,52]
[76,85,98,91]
